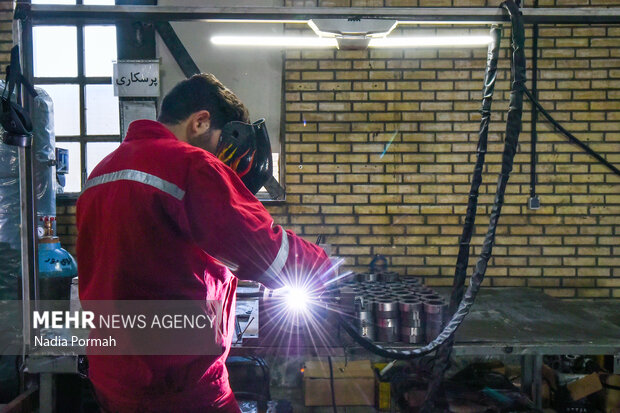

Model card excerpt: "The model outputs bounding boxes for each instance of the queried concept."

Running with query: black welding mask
[215,118,273,195]
[1,46,37,147]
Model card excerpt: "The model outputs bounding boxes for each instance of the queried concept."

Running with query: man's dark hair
[158,73,249,129]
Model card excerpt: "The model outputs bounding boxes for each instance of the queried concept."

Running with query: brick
[544,267,576,277]
[368,91,401,101]
[359,216,390,225]
[301,195,333,204]
[545,289,576,298]
[354,205,386,214]
[577,289,610,298]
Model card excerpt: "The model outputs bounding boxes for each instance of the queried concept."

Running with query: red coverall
[76,120,331,412]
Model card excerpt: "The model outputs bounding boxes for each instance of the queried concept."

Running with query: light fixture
[211,35,337,48]
[204,19,308,24]
[210,34,492,49]
[210,18,492,50]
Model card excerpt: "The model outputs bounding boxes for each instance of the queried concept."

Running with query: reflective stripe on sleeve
[263,227,289,280]
[83,169,185,200]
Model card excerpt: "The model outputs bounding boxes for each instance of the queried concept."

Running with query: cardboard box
[374,362,392,411]
[567,373,603,401]
[304,359,375,406]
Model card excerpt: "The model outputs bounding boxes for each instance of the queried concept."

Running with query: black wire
[523,87,620,176]
[530,0,539,199]
[248,356,271,400]
[328,356,338,413]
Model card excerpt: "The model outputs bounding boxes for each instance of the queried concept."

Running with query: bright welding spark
[253,252,348,355]
[380,130,399,159]
[283,286,310,313]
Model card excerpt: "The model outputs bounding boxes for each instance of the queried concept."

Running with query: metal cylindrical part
[355,310,373,326]
[420,294,442,302]
[357,272,378,283]
[367,284,387,291]
[399,299,424,327]
[378,271,400,283]
[374,299,399,319]
[376,318,399,342]
[353,296,370,312]
[367,291,389,300]
[423,300,447,342]
[399,299,423,314]
[401,277,421,286]
[354,311,375,340]
[394,293,418,302]
[359,281,378,290]
[400,326,424,344]
[423,300,447,316]
[400,318,422,328]
[359,324,375,340]
[340,286,366,313]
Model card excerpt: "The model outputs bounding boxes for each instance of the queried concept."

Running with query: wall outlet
[528,196,541,210]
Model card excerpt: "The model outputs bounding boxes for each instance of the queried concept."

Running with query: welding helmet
[215,118,273,195]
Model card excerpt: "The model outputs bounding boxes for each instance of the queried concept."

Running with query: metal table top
[233,288,620,357]
[448,288,620,356]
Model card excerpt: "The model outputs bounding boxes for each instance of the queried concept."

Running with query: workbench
[25,288,620,411]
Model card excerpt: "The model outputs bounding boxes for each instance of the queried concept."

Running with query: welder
[76,73,332,412]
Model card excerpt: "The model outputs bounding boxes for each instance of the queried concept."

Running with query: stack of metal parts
[338,272,448,344]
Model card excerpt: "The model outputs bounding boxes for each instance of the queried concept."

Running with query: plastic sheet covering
[0,81,56,297]
[32,85,56,230]
[0,83,20,250]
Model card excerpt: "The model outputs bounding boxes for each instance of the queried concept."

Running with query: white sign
[113,60,160,97]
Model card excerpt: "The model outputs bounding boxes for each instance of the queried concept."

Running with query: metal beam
[15,4,620,25]
[154,21,200,78]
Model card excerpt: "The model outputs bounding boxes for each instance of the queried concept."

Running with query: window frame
[32,17,120,198]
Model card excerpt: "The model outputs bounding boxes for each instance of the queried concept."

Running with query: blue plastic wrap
[0,81,55,248]
[0,82,56,297]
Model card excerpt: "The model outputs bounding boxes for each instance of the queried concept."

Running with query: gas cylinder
[38,216,77,301]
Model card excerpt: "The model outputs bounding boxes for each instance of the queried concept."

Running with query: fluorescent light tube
[211,35,337,48]
[210,35,492,48]
[204,19,307,24]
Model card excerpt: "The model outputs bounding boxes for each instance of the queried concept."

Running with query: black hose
[450,24,502,324]
[422,24,503,412]
[523,88,620,176]
[335,0,526,362]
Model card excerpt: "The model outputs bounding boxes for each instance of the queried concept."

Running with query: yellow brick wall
[55,0,619,299]
[0,1,13,68]
[266,0,620,299]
